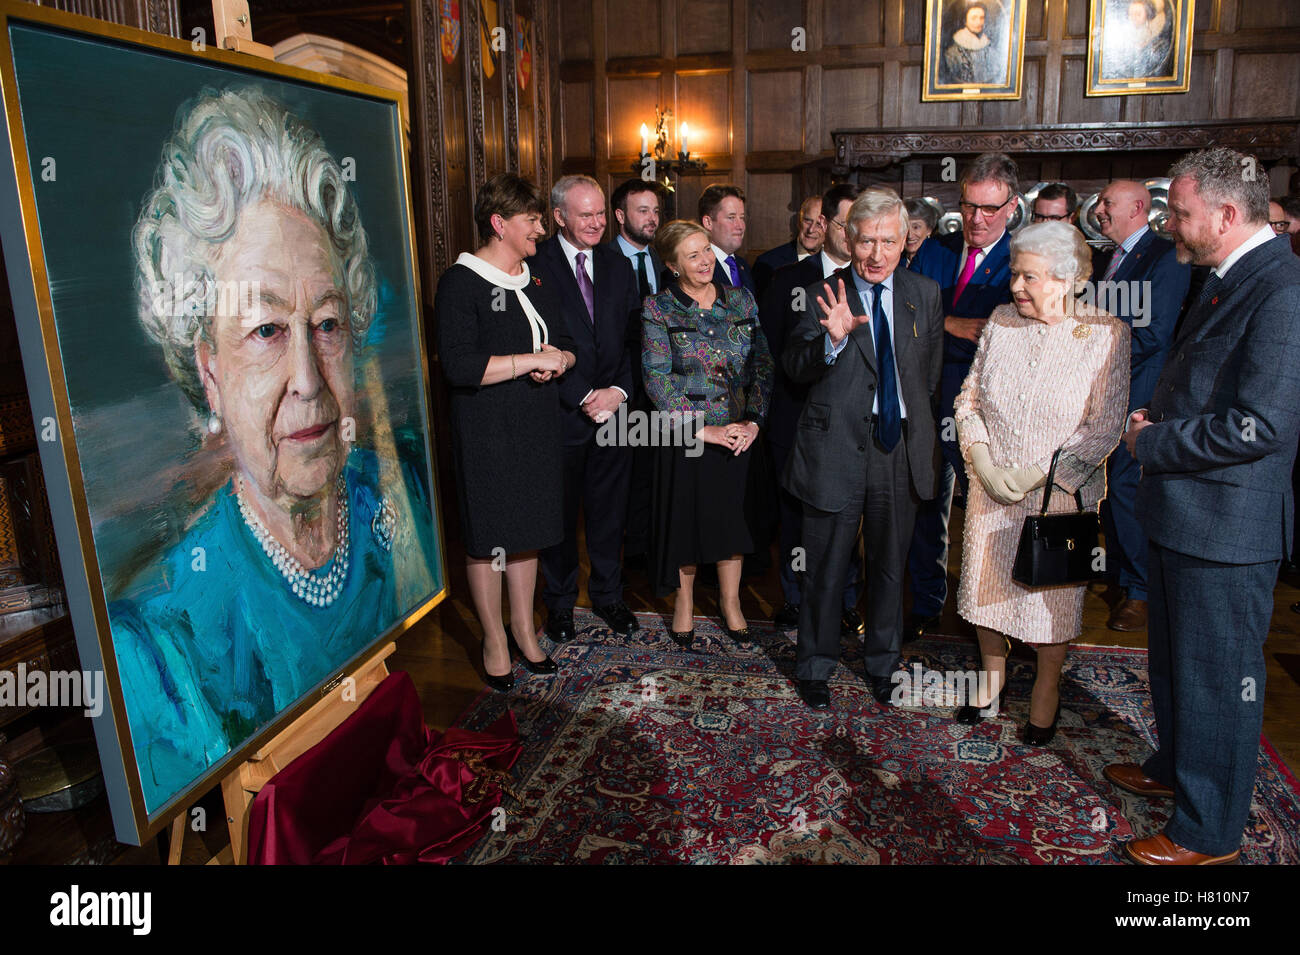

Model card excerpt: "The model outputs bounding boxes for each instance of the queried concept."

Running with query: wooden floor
[9,502,1300,865]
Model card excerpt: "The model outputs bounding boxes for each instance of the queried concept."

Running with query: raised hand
[816,278,861,345]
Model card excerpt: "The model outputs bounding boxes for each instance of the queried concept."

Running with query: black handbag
[1011,449,1103,587]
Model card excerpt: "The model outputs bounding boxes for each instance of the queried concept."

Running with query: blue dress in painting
[109,446,438,813]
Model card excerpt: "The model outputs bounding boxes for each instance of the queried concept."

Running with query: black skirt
[648,435,773,597]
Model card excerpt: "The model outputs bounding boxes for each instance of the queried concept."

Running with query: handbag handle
[1039,448,1086,516]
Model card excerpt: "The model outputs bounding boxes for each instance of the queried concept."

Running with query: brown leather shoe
[1107,598,1148,631]
[1124,833,1240,866]
[1103,762,1174,798]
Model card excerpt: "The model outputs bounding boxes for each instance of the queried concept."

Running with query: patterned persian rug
[454,611,1300,864]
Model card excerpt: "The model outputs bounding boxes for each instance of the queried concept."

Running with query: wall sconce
[633,104,708,216]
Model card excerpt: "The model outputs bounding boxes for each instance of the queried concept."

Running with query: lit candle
[640,123,649,157]
[680,122,690,155]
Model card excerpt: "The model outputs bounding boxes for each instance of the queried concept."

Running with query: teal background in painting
[5,19,443,815]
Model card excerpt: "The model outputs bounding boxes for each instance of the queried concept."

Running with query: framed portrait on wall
[0,1,447,843]
[1087,0,1194,95]
[923,0,1028,101]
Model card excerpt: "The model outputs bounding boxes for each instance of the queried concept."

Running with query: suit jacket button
[863,415,871,422]
[857,445,866,452]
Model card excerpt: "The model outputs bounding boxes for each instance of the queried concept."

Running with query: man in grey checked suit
[782,188,944,710]
[1108,147,1300,865]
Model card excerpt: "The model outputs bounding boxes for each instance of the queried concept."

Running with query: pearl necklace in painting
[236,476,350,608]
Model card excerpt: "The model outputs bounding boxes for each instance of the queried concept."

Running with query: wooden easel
[164,2,380,865]
[166,642,397,865]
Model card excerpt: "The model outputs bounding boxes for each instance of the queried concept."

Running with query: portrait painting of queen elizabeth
[0,10,444,831]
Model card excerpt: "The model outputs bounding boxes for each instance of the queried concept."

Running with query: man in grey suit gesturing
[1109,147,1300,865]
[782,188,944,709]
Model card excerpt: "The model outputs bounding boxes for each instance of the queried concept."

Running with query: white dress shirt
[1215,224,1278,279]
[824,268,909,418]
[616,233,657,295]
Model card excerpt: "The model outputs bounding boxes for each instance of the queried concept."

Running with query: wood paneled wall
[552,0,1300,259]
[409,0,555,287]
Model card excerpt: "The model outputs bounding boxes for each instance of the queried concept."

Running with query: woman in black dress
[642,220,773,647]
[435,174,577,690]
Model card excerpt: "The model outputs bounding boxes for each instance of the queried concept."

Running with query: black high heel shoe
[955,683,1006,724]
[507,627,558,674]
[723,623,754,643]
[482,646,515,692]
[1021,701,1062,746]
[669,628,695,648]
[955,635,1012,724]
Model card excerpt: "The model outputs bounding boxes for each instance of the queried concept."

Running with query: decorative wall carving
[833,120,1300,171]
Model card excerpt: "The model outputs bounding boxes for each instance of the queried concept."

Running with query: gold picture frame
[1087,0,1193,96]
[0,1,448,844]
[923,0,1028,102]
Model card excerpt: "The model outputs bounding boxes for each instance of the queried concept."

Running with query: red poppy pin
[1211,296,1219,305]
[533,277,542,286]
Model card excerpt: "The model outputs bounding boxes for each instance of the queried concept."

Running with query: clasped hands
[969,444,1045,505]
[700,421,759,456]
[529,343,568,383]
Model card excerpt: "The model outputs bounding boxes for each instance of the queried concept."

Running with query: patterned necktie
[1103,245,1126,281]
[635,251,652,298]
[726,254,741,288]
[953,247,980,304]
[1198,270,1222,305]
[871,283,901,452]
[575,251,595,324]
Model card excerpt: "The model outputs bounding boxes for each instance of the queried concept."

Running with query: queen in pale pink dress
[952,222,1129,744]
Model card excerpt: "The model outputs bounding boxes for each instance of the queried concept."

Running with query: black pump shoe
[955,683,1007,724]
[483,669,515,692]
[1021,702,1062,746]
[669,628,695,648]
[723,623,754,643]
[507,628,558,674]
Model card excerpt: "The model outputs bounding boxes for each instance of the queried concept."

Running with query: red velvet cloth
[247,672,518,864]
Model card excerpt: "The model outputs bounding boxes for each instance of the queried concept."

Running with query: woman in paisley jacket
[641,219,774,648]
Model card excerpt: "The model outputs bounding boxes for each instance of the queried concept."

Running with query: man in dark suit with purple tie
[529,175,642,642]
[700,183,755,295]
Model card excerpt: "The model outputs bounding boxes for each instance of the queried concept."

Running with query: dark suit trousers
[796,431,917,682]
[541,434,633,610]
[770,436,862,608]
[1102,442,1148,599]
[907,361,970,617]
[1142,542,1275,856]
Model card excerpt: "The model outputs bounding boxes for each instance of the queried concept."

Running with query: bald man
[752,196,825,298]
[1092,179,1191,631]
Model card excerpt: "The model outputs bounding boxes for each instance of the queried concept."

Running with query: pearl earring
[207,413,222,435]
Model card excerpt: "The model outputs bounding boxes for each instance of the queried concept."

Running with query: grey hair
[845,187,910,243]
[133,87,377,411]
[904,197,939,231]
[961,152,1020,199]
[550,174,603,214]
[1010,221,1092,292]
[1168,146,1270,225]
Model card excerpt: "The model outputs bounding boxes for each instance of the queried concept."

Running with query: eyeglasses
[1032,212,1070,222]
[829,217,846,230]
[958,196,1014,218]
[1270,220,1291,234]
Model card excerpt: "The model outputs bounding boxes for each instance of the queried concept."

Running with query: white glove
[1004,465,1046,496]
[969,444,1023,505]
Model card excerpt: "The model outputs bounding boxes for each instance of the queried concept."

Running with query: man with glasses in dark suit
[906,153,1017,643]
